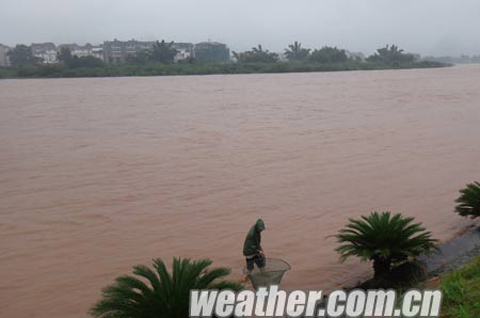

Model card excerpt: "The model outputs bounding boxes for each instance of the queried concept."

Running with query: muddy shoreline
[423,223,480,277]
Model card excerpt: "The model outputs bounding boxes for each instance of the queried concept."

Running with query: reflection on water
[1,65,480,318]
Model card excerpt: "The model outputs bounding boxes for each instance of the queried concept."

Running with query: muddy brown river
[1,65,480,317]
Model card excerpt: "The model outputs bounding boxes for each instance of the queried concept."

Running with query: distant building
[411,53,421,61]
[171,42,194,62]
[31,42,58,64]
[346,51,365,61]
[0,44,10,67]
[103,39,155,63]
[59,43,104,61]
[91,46,104,60]
[194,41,230,62]
[103,39,194,63]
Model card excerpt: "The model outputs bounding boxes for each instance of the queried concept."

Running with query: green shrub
[455,181,480,218]
[335,211,438,279]
[90,257,242,318]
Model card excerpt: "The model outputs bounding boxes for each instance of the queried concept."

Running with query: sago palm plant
[455,181,480,218]
[90,257,242,318]
[335,211,438,279]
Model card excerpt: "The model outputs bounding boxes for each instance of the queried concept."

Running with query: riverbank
[436,255,480,317]
[423,224,480,277]
[0,60,449,79]
[346,223,480,289]
[334,224,480,316]
[395,244,480,318]
[416,232,480,317]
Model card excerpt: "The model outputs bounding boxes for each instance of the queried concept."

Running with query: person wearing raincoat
[243,219,266,272]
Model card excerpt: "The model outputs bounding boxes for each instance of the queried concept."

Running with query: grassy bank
[439,256,480,317]
[0,60,449,79]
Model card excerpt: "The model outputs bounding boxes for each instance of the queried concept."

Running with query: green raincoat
[243,219,266,256]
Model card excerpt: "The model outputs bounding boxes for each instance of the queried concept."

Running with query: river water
[1,65,480,317]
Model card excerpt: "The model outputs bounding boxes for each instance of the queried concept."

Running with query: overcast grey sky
[1,0,479,56]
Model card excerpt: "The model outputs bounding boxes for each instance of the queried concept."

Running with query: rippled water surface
[1,65,480,317]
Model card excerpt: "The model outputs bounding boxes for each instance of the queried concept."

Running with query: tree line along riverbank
[0,60,449,79]
[0,42,449,79]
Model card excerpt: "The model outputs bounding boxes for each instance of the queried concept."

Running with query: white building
[172,42,194,62]
[31,43,58,64]
[91,46,104,60]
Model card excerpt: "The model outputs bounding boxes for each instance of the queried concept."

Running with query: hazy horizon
[1,0,480,56]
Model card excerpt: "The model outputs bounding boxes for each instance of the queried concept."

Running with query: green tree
[126,50,152,65]
[71,56,104,68]
[57,46,73,65]
[233,45,278,63]
[150,40,178,64]
[335,211,438,279]
[57,47,103,69]
[309,46,348,63]
[90,257,242,318]
[284,41,310,61]
[367,45,415,64]
[455,181,480,218]
[7,44,37,67]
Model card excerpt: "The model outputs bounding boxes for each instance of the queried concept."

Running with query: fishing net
[243,258,291,290]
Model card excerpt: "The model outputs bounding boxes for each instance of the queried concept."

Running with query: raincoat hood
[255,219,266,232]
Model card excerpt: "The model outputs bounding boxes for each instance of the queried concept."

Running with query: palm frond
[90,257,242,318]
[335,211,438,265]
[455,181,480,218]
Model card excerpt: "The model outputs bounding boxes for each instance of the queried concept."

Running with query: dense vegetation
[57,47,104,69]
[233,45,278,63]
[0,59,447,79]
[366,44,415,64]
[7,44,39,67]
[0,42,449,79]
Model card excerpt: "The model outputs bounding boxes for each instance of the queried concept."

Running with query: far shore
[0,60,450,80]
